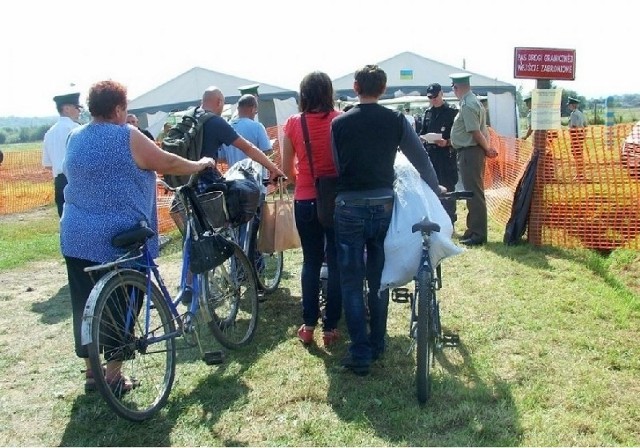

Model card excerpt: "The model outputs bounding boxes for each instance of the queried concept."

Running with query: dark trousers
[65,256,99,359]
[457,146,487,241]
[294,199,342,331]
[334,199,393,363]
[54,174,67,218]
[427,146,458,223]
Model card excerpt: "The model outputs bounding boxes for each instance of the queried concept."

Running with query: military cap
[426,83,442,97]
[449,73,472,84]
[567,97,580,105]
[238,83,260,96]
[53,92,81,107]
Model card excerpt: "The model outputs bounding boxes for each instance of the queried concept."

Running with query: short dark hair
[237,94,258,109]
[298,71,334,113]
[354,64,387,98]
[87,80,127,120]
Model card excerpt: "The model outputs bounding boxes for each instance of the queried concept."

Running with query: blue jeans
[334,199,393,363]
[294,199,341,331]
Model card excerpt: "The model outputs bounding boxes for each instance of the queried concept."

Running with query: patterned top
[61,122,158,263]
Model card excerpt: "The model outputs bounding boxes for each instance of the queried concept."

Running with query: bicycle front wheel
[201,242,259,349]
[255,250,283,294]
[416,267,434,404]
[82,269,177,421]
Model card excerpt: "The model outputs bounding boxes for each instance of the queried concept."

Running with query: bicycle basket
[169,191,227,236]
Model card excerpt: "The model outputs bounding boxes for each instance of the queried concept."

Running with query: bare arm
[231,136,286,179]
[129,127,215,174]
[281,134,297,184]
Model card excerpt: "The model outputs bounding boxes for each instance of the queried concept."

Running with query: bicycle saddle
[411,218,441,234]
[112,225,156,248]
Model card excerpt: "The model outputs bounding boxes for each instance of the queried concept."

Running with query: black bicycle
[392,190,472,403]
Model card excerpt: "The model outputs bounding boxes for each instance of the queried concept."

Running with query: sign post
[513,47,576,245]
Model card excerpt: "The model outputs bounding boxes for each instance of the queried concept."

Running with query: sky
[2,0,635,118]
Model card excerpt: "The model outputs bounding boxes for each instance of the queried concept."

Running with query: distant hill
[0,116,57,129]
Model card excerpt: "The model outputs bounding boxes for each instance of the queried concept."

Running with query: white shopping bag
[380,153,463,291]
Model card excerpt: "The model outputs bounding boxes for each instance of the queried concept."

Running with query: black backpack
[161,106,215,187]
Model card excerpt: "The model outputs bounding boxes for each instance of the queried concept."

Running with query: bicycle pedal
[441,333,460,347]
[392,287,412,303]
[203,350,225,365]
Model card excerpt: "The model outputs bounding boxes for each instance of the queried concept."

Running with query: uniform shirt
[569,109,587,128]
[420,102,458,142]
[284,110,341,200]
[220,117,271,167]
[61,122,158,263]
[331,103,439,196]
[450,90,489,149]
[42,116,79,177]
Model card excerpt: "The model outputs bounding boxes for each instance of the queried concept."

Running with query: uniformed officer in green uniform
[449,73,498,246]
[567,97,587,181]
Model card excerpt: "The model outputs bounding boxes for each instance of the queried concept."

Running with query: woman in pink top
[282,71,342,347]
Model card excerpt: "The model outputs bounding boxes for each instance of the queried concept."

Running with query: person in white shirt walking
[43,91,82,217]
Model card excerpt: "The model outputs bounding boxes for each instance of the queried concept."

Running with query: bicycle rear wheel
[255,250,283,293]
[416,267,434,404]
[201,242,259,349]
[83,269,176,421]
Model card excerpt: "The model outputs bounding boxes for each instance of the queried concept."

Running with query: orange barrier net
[486,124,640,250]
[3,124,639,250]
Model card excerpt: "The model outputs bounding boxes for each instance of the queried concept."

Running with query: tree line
[0,124,51,144]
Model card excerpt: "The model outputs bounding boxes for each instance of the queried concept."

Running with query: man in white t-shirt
[42,92,82,217]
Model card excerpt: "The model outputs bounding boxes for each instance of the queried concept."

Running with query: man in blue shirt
[219,94,272,166]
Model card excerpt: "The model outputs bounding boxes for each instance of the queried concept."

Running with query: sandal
[106,373,141,397]
[83,367,106,393]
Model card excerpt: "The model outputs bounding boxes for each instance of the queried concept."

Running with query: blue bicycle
[81,173,259,421]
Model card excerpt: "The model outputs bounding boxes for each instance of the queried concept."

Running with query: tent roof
[332,51,514,98]
[127,66,296,114]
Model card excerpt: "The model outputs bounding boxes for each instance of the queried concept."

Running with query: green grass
[0,210,639,446]
[1,141,42,152]
[0,206,61,270]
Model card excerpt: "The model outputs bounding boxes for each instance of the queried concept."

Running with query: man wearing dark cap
[42,91,82,217]
[419,82,459,224]
[449,73,498,246]
[567,97,587,180]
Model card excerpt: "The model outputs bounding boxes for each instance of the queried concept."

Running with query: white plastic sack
[380,153,463,291]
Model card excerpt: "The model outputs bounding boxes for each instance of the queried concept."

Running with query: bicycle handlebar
[438,190,473,200]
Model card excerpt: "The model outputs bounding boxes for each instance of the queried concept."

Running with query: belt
[455,145,481,150]
[338,197,393,206]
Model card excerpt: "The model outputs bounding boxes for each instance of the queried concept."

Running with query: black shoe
[341,354,370,376]
[460,236,486,246]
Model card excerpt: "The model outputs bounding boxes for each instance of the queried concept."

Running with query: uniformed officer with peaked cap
[449,72,497,246]
[43,89,82,217]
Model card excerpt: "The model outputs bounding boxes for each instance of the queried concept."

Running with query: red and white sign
[514,47,576,80]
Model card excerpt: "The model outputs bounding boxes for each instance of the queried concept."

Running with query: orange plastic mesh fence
[0,150,53,214]
[3,124,639,250]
